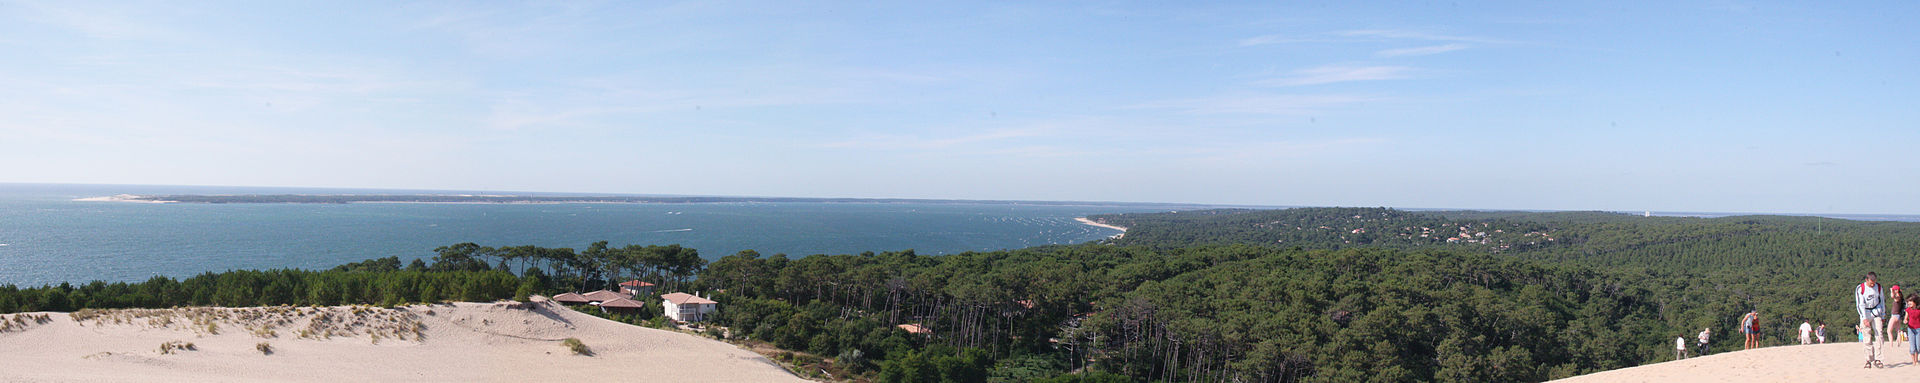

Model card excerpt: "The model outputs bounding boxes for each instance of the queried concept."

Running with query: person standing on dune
[1858,272,1886,368]
[1697,327,1711,355]
[1906,295,1920,365]
[1890,285,1906,349]
[1741,310,1760,350]
[1800,321,1813,345]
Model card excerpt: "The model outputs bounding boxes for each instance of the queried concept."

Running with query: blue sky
[3,1,1916,214]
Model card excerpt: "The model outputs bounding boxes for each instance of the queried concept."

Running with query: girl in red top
[1905,295,1920,365]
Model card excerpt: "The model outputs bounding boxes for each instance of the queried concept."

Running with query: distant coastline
[1076,217,1128,239]
[73,193,1204,208]
[71,194,177,204]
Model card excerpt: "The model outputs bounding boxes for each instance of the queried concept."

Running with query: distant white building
[661,292,718,322]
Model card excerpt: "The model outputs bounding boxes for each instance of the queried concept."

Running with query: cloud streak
[1238,34,1332,46]
[822,128,1046,150]
[1240,29,1506,47]
[1335,29,1506,44]
[1375,44,1468,57]
[1255,66,1415,87]
[1134,94,1378,115]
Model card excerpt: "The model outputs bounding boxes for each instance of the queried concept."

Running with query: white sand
[1554,342,1920,383]
[1075,217,1127,239]
[0,298,805,382]
[72,194,174,203]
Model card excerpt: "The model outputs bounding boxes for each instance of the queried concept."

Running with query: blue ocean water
[0,184,1164,287]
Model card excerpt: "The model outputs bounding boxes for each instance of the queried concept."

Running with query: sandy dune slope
[1554,342,1920,383]
[0,298,806,382]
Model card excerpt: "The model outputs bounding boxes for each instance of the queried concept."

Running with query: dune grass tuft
[562,337,592,356]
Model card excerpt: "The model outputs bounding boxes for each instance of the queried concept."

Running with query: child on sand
[1907,295,1920,365]
[1818,322,1827,343]
[1676,336,1687,360]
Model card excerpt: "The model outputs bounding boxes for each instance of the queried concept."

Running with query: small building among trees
[582,289,631,304]
[618,280,656,296]
[597,297,648,314]
[660,292,718,322]
[552,292,591,305]
[897,323,933,335]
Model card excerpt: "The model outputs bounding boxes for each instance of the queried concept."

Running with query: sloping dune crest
[0,298,804,382]
[1554,342,1919,383]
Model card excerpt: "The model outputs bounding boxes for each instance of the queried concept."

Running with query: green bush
[562,337,592,356]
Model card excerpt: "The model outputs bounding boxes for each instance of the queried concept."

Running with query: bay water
[0,184,1163,287]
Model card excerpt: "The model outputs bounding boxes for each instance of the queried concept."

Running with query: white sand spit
[1554,342,1920,383]
[1076,217,1127,239]
[72,194,174,203]
[0,298,806,382]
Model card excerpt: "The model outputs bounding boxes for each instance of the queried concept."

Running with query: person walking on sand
[1742,310,1760,350]
[1676,336,1688,360]
[1801,321,1813,345]
[1906,295,1920,365]
[1858,272,1887,368]
[1819,322,1828,343]
[1698,327,1712,355]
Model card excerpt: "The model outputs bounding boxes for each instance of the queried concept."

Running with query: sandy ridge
[1553,342,1920,383]
[0,298,806,382]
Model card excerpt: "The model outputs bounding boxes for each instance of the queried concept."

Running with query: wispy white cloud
[1239,34,1331,46]
[823,128,1046,150]
[1335,29,1505,44]
[7,1,188,42]
[1255,66,1415,87]
[1240,29,1506,47]
[1171,138,1388,162]
[1134,94,1378,115]
[1374,44,1468,57]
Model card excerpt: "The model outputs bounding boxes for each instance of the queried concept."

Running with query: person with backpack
[1858,272,1887,368]
[1742,310,1760,350]
[1697,327,1711,355]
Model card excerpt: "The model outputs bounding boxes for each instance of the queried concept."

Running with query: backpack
[1861,283,1882,310]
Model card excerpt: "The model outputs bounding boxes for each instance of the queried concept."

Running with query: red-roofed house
[582,289,631,304]
[660,292,718,322]
[618,280,656,296]
[598,297,648,314]
[552,292,591,305]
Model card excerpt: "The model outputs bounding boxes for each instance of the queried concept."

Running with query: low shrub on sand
[256,342,273,355]
[159,340,197,355]
[562,337,592,356]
